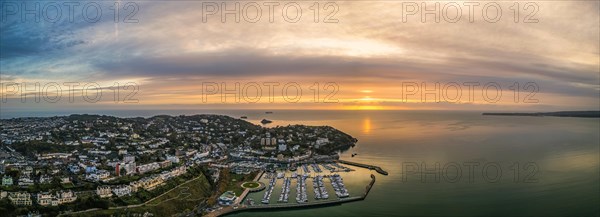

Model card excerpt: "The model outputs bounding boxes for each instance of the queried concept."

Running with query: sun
[361,96,374,101]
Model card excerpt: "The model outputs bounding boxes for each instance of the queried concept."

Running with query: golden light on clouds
[1,1,598,112]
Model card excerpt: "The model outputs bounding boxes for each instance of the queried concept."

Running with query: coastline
[482,111,600,118]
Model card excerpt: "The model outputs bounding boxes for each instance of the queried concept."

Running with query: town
[0,114,360,216]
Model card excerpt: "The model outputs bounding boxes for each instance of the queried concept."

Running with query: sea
[2,110,598,216]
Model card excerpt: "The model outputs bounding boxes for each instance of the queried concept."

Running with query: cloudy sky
[1,1,599,113]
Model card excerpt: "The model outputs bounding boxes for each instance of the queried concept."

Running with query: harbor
[217,168,377,217]
[205,162,381,217]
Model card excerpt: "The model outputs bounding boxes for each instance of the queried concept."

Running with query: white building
[123,162,137,175]
[112,185,132,197]
[123,155,135,163]
[136,162,160,174]
[18,176,34,186]
[315,138,330,148]
[56,190,77,204]
[9,192,32,206]
[167,155,180,164]
[278,144,287,152]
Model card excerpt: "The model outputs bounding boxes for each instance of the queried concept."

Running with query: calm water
[3,110,599,216]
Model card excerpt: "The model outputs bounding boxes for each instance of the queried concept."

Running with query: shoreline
[482,111,600,118]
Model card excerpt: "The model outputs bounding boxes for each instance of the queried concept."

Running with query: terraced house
[96,186,112,198]
[9,192,32,206]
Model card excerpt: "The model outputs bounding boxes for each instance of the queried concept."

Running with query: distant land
[482,111,600,118]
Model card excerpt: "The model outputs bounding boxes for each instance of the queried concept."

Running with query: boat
[265,111,273,114]
[240,116,248,119]
[261,119,273,124]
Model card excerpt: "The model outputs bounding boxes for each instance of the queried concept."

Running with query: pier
[337,160,389,175]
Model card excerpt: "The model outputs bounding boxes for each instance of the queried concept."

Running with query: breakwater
[337,160,389,175]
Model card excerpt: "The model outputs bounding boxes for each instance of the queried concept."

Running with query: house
[38,174,52,184]
[131,175,164,191]
[123,162,136,175]
[129,183,138,193]
[18,176,34,187]
[56,190,77,204]
[36,192,55,206]
[136,162,160,174]
[166,155,180,164]
[278,143,287,152]
[97,170,110,179]
[60,177,71,184]
[123,155,135,163]
[112,185,132,197]
[315,137,330,148]
[97,186,112,198]
[9,192,32,206]
[159,160,172,168]
[85,166,97,174]
[2,176,13,186]
[68,165,80,174]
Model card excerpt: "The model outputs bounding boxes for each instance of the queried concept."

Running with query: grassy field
[241,182,260,189]
[226,173,253,196]
[67,175,212,217]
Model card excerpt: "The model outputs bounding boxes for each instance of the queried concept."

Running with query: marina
[329,174,350,198]
[296,174,308,203]
[322,164,335,172]
[261,177,276,204]
[302,164,310,173]
[278,177,291,203]
[245,163,370,207]
[311,164,323,173]
[217,173,377,217]
[313,175,329,199]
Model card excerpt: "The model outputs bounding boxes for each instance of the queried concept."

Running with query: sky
[0,0,599,114]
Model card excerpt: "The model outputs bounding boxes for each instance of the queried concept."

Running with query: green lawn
[67,175,212,217]
[227,174,252,196]
[241,181,260,189]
